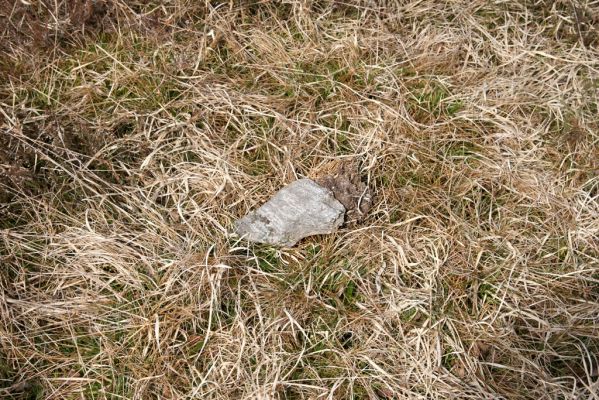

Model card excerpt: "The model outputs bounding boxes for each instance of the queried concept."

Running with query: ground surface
[1,1,598,399]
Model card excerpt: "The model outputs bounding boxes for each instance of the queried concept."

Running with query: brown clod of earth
[312,161,372,223]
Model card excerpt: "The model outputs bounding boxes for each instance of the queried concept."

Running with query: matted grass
[1,1,598,399]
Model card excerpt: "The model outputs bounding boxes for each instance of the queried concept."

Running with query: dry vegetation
[1,0,599,399]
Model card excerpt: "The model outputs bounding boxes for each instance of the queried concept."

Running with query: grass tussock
[1,1,598,399]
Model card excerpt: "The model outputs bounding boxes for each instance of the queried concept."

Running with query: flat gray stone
[234,179,345,247]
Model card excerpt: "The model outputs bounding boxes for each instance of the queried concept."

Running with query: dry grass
[1,1,598,399]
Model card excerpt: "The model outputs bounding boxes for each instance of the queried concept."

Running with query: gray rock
[234,179,345,247]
